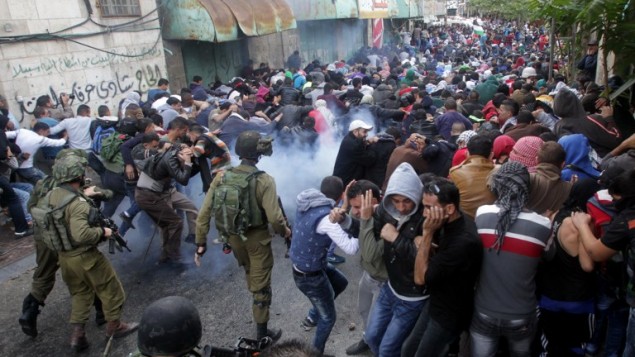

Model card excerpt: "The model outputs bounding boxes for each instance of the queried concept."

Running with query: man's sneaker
[301,317,316,331]
[326,254,345,264]
[346,338,370,355]
[212,238,222,245]
[119,212,136,229]
[15,227,34,239]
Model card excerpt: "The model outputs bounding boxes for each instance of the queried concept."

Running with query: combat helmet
[52,154,87,183]
[137,296,202,357]
[235,130,273,160]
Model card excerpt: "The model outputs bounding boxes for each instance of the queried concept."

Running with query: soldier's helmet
[55,149,88,166]
[235,130,273,160]
[137,296,202,357]
[52,154,87,183]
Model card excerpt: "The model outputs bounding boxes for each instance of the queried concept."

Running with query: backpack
[100,132,129,164]
[211,168,265,242]
[30,189,77,252]
[92,122,117,154]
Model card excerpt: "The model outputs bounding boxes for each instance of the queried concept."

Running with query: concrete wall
[0,0,167,127]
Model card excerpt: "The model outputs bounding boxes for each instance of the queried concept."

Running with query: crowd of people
[1,16,635,357]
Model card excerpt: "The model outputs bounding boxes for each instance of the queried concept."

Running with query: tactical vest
[30,188,78,252]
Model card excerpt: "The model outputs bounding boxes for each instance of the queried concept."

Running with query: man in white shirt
[6,121,67,184]
[289,176,359,355]
[49,104,94,150]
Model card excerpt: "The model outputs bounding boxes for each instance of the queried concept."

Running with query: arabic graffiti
[19,64,163,117]
[11,46,161,79]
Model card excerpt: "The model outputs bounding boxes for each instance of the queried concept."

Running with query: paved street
[0,178,372,357]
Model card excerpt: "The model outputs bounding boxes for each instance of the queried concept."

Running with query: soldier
[48,154,137,351]
[194,131,291,341]
[19,149,110,338]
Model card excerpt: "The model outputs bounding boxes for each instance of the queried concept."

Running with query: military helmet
[55,149,88,166]
[137,296,202,357]
[235,130,273,160]
[52,155,87,183]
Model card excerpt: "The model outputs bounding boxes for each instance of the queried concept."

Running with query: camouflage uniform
[196,163,287,325]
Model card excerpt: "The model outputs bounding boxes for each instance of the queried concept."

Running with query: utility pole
[548,16,555,81]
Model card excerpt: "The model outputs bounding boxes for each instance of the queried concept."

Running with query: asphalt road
[0,183,372,357]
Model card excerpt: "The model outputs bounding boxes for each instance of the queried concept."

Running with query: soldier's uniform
[195,131,288,341]
[52,185,126,324]
[29,151,137,351]
[20,149,109,338]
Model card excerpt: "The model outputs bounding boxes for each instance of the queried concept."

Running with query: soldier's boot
[256,322,282,344]
[105,320,139,339]
[93,297,106,326]
[19,293,43,337]
[69,323,89,352]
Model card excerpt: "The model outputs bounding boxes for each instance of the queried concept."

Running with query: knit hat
[509,136,543,173]
[489,161,530,252]
[493,135,516,160]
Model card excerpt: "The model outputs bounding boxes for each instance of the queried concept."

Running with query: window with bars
[99,0,142,17]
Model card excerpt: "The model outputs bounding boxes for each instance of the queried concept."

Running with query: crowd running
[1,15,635,357]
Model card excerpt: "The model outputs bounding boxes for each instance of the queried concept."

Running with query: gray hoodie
[383,162,423,228]
[296,188,335,213]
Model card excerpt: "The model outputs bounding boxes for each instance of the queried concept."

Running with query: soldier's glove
[196,243,207,257]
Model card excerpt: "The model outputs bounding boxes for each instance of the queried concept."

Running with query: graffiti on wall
[10,45,162,79]
[17,64,163,121]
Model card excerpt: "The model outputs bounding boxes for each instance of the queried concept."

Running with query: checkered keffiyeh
[489,161,530,253]
[509,136,543,173]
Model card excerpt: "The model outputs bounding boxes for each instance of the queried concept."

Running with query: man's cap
[348,119,373,132]
[588,39,599,46]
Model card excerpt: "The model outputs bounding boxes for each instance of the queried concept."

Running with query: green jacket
[49,185,104,256]
[359,216,388,282]
[196,163,288,245]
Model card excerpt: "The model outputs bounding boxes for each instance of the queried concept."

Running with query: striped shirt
[474,205,551,320]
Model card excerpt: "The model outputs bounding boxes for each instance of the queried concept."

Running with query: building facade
[0,0,167,126]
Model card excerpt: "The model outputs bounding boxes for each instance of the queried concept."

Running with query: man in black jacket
[332,120,377,186]
[135,143,198,267]
[364,162,426,357]
[401,178,483,357]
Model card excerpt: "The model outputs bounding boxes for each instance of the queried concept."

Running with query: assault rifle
[277,197,291,258]
[202,336,272,357]
[100,215,131,254]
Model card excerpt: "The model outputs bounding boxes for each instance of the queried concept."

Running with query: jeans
[293,264,348,353]
[11,183,33,222]
[358,271,384,330]
[402,304,457,357]
[365,283,426,357]
[0,176,28,233]
[16,167,45,185]
[100,170,126,218]
[118,181,140,236]
[623,307,635,357]
[587,290,629,356]
[469,311,537,357]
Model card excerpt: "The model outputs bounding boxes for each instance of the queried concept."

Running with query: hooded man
[364,162,426,357]
[290,177,359,355]
[553,88,621,158]
[558,134,601,181]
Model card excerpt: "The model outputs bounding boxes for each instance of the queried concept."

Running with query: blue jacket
[289,189,334,272]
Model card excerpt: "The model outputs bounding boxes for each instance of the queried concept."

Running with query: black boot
[93,297,106,326]
[256,323,282,343]
[19,293,43,337]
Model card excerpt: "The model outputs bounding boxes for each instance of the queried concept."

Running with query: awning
[160,0,297,43]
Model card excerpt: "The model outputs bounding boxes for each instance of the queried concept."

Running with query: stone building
[0,0,167,127]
